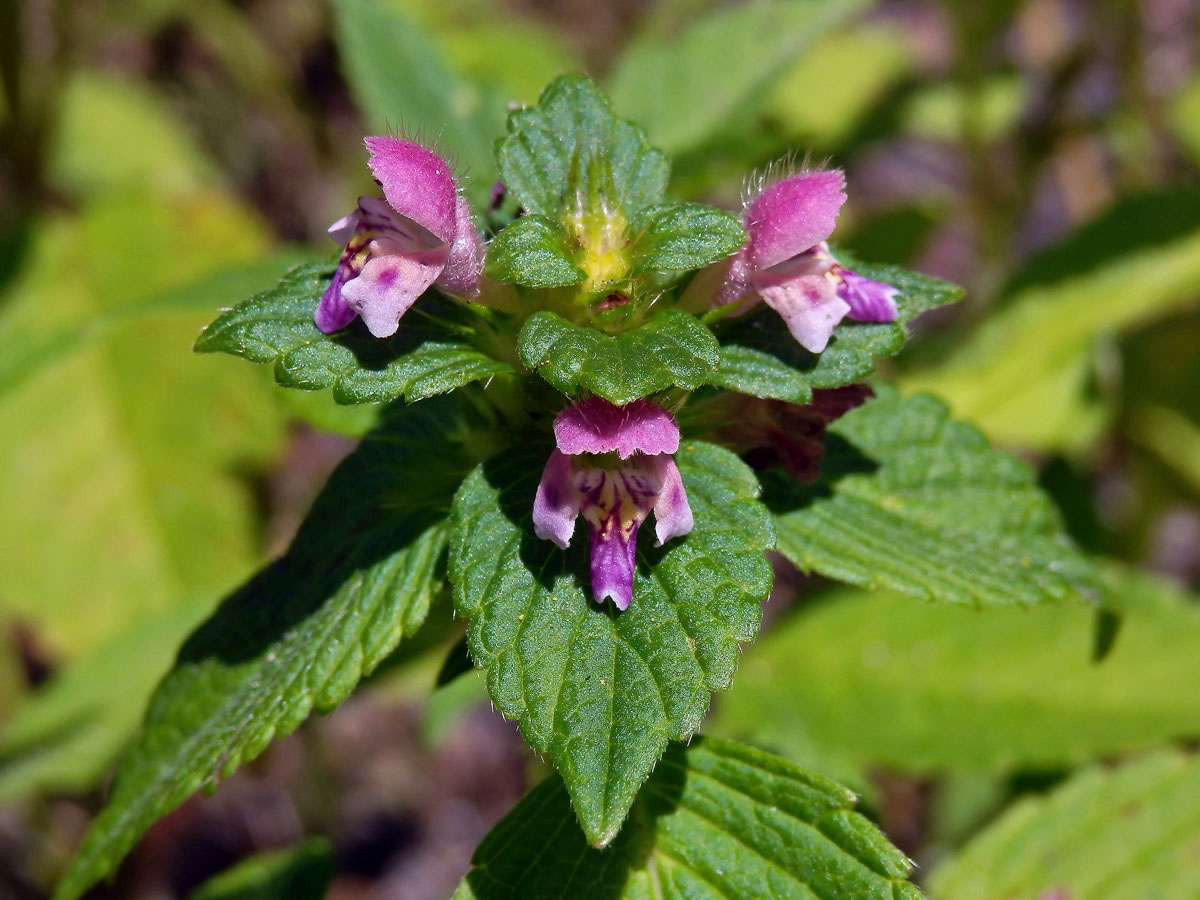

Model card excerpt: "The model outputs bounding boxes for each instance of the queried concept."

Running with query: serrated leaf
[709,257,962,403]
[715,569,1200,774]
[631,202,747,275]
[496,74,669,218]
[194,260,513,404]
[53,398,486,900]
[484,215,586,286]
[453,737,923,900]
[449,443,773,846]
[769,386,1099,606]
[608,0,869,154]
[189,838,334,900]
[518,309,720,403]
[929,752,1200,899]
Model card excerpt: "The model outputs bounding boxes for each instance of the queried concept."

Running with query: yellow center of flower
[567,207,630,300]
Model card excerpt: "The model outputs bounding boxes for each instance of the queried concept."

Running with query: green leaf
[928,752,1200,899]
[1000,189,1200,299]
[710,257,962,403]
[449,443,773,846]
[1169,76,1200,168]
[0,602,208,801]
[53,398,486,900]
[194,260,513,404]
[903,196,1200,451]
[496,74,669,218]
[453,737,923,899]
[607,0,868,155]
[0,249,311,401]
[330,0,499,201]
[0,74,287,658]
[484,215,586,286]
[766,24,912,145]
[0,248,287,657]
[518,309,720,403]
[902,76,1025,143]
[403,2,580,109]
[1128,403,1200,497]
[769,386,1099,606]
[716,569,1200,774]
[630,202,747,275]
[189,839,334,900]
[1120,310,1200,495]
[50,73,218,196]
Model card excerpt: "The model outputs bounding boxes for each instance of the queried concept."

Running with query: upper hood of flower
[744,169,846,271]
[365,136,484,297]
[553,397,680,459]
[365,136,462,246]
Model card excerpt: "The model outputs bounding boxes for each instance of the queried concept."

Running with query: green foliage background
[2,1,1199,899]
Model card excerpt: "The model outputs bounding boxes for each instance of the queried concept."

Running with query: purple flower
[714,168,900,353]
[315,137,484,338]
[706,384,873,482]
[533,397,694,610]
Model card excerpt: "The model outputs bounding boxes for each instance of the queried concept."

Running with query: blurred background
[2,0,1199,897]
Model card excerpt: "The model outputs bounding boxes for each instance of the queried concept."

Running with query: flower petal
[651,456,693,546]
[708,249,754,308]
[588,518,639,610]
[364,136,459,244]
[554,397,680,459]
[756,267,850,354]
[316,208,368,334]
[327,208,362,246]
[341,246,447,338]
[315,270,358,333]
[745,169,846,271]
[838,267,900,322]
[573,462,663,609]
[315,196,450,334]
[356,195,442,250]
[435,195,484,298]
[533,449,580,549]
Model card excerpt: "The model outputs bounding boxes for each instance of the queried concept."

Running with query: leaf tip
[192,326,217,354]
[589,831,617,850]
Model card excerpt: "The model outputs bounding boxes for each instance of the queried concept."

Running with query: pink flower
[315,137,484,338]
[533,398,693,610]
[715,169,899,353]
